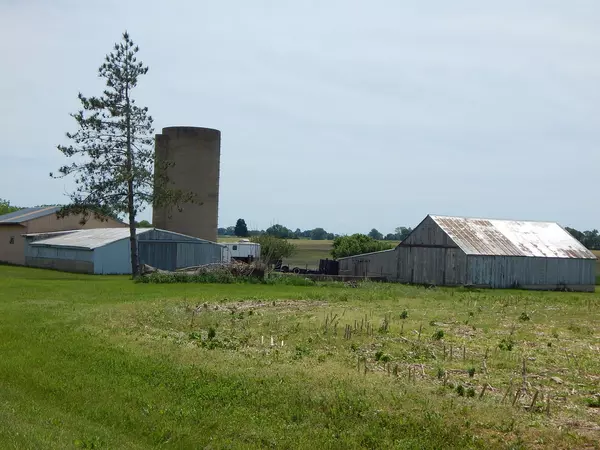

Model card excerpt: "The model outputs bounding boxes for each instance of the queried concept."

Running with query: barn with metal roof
[24,228,225,274]
[0,206,126,266]
[340,214,597,292]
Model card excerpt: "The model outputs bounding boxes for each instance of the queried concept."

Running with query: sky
[1,1,599,235]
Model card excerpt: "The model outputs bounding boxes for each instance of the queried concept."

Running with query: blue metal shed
[24,228,224,274]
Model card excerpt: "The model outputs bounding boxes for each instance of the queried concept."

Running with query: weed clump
[400,310,408,320]
[432,330,444,341]
[467,367,476,378]
[208,327,216,340]
[436,367,445,380]
[456,385,465,396]
[498,337,514,351]
[586,397,600,408]
[519,312,531,321]
[374,350,392,363]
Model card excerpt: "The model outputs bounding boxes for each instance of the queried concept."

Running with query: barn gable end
[396,216,467,285]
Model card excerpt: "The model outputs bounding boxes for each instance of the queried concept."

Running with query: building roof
[429,215,596,259]
[26,227,222,250]
[336,249,395,260]
[0,206,61,224]
[27,228,153,250]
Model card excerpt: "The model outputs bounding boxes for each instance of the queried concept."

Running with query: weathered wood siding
[396,246,467,285]
[467,255,596,291]
[397,216,467,285]
[338,249,397,277]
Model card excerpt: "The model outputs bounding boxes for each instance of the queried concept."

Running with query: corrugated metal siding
[93,239,132,274]
[26,244,93,262]
[139,229,209,243]
[176,242,222,268]
[467,255,596,290]
[25,242,94,274]
[138,241,223,271]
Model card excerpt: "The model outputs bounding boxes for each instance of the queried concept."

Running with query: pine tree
[234,218,249,237]
[51,32,193,277]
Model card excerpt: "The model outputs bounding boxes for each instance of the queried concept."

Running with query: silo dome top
[161,126,221,136]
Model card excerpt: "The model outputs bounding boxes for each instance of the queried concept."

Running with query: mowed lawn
[0,266,599,449]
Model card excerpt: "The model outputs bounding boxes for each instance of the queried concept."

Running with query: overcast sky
[1,1,599,234]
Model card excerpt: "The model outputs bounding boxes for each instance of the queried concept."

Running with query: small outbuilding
[339,214,597,292]
[0,206,126,266]
[338,249,397,278]
[24,228,225,274]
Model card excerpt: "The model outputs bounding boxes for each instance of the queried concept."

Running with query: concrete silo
[152,126,221,242]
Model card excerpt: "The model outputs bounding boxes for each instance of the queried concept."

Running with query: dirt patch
[187,299,329,314]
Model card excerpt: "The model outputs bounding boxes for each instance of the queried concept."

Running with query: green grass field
[0,266,599,449]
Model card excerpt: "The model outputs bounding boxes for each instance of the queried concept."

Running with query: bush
[331,234,393,259]
[250,234,297,265]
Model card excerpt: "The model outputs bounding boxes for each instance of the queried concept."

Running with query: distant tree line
[218,221,339,240]
[565,227,600,250]
[0,199,20,216]
[219,220,415,241]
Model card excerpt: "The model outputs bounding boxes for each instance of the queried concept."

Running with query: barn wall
[26,213,126,234]
[338,250,397,277]
[468,256,596,291]
[176,242,223,268]
[396,217,466,285]
[0,225,27,265]
[396,246,467,285]
[93,230,225,274]
[25,245,94,274]
[94,239,132,274]
[138,231,224,271]
[402,216,457,247]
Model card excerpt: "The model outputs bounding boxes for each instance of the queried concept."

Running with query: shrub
[456,385,465,396]
[330,234,393,259]
[432,330,444,340]
[250,234,297,265]
[467,367,476,378]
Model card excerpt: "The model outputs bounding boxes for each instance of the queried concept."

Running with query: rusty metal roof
[430,215,597,259]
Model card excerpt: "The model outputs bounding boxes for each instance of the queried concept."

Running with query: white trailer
[222,240,261,263]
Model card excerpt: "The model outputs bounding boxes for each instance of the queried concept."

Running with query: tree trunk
[125,83,139,278]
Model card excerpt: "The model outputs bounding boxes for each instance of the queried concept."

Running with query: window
[9,236,14,244]
[232,245,238,250]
